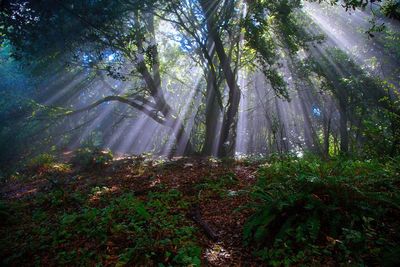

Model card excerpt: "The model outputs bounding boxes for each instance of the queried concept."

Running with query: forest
[0,0,400,266]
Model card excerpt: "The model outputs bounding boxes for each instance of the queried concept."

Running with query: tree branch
[64,95,166,124]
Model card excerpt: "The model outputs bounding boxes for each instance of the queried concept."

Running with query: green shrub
[71,147,113,170]
[381,0,400,19]
[244,157,400,266]
[26,153,56,171]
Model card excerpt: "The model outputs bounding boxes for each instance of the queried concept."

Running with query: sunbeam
[2,1,400,265]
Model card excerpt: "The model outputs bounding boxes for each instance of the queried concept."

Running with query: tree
[1,0,398,158]
[0,0,194,155]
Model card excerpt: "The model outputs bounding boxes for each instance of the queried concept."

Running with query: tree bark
[323,114,331,158]
[339,102,349,154]
[200,0,241,157]
[201,38,222,156]
[202,69,221,155]
[134,11,194,155]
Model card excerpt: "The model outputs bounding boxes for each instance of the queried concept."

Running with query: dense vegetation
[1,0,399,266]
[1,154,399,266]
[245,155,400,266]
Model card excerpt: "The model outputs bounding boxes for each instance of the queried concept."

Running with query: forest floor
[0,155,266,266]
[1,153,399,266]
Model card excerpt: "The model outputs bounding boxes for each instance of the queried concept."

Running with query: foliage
[309,0,400,21]
[71,146,113,170]
[2,155,400,265]
[195,172,238,198]
[0,46,72,173]
[300,46,400,156]
[1,0,399,159]
[26,153,56,172]
[361,111,400,157]
[1,189,201,266]
[0,77,38,170]
[381,0,400,20]
[244,156,400,266]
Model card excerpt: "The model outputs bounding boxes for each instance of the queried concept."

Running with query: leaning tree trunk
[136,11,194,155]
[168,116,194,156]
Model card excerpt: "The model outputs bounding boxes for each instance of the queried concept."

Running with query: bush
[26,153,56,172]
[1,190,201,266]
[71,147,113,170]
[244,157,400,266]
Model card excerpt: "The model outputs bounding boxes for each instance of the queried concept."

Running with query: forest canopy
[0,0,399,164]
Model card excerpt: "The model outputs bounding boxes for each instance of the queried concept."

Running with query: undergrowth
[195,172,238,198]
[244,156,400,266]
[2,154,400,266]
[1,189,200,266]
[71,147,113,170]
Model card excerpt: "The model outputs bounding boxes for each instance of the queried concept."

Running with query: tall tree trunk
[200,0,241,157]
[339,102,349,154]
[391,117,400,156]
[201,37,221,156]
[323,115,331,158]
[202,69,221,155]
[286,52,323,155]
[297,88,322,155]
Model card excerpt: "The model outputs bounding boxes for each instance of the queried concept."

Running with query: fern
[244,157,400,266]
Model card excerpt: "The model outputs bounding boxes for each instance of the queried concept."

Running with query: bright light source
[108,54,115,61]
